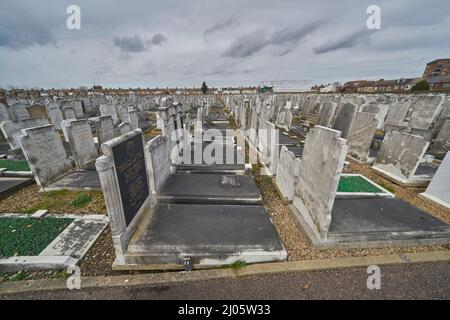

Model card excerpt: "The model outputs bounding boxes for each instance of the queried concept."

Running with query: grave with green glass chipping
[338,175,382,193]
[0,217,74,256]
[0,159,30,172]
[335,174,394,199]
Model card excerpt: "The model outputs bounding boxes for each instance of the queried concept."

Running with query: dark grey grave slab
[0,143,10,154]
[286,146,304,158]
[368,148,378,159]
[414,162,438,176]
[127,203,286,264]
[0,177,33,198]
[177,142,245,172]
[278,134,299,146]
[158,172,261,204]
[46,171,101,190]
[62,141,73,157]
[289,125,308,137]
[328,198,450,242]
[203,122,231,131]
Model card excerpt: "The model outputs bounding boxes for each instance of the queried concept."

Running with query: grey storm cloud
[313,29,372,54]
[0,2,56,49]
[269,20,325,46]
[221,28,269,58]
[222,21,324,58]
[204,17,237,40]
[149,33,167,46]
[113,35,147,52]
[113,33,167,53]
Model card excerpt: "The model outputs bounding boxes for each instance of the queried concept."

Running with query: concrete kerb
[1,250,450,295]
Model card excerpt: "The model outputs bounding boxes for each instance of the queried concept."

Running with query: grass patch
[0,159,30,172]
[143,127,161,140]
[71,193,92,208]
[337,176,382,193]
[0,217,73,256]
[21,189,102,214]
[220,260,246,270]
[376,181,396,194]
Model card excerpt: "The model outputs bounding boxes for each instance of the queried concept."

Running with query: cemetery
[0,90,449,277]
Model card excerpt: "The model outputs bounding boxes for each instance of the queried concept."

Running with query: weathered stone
[0,117,50,150]
[292,126,348,240]
[332,103,357,138]
[276,146,301,201]
[374,131,429,180]
[65,119,98,169]
[361,104,389,129]
[409,95,444,130]
[95,115,114,147]
[96,129,153,264]
[347,112,377,162]
[431,119,450,159]
[19,124,72,190]
[317,101,337,127]
[145,135,171,194]
[46,102,64,130]
[129,110,139,130]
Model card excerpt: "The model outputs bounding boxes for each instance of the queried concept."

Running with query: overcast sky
[1,0,449,89]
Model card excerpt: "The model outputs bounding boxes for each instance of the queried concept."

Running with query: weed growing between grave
[143,127,161,140]
[220,260,246,270]
[376,181,396,194]
[0,217,73,256]
[71,193,92,208]
[0,159,30,172]
[0,185,106,214]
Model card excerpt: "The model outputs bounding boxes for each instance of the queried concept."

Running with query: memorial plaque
[112,133,149,226]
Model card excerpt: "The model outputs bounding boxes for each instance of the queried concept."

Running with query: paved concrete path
[2,261,449,299]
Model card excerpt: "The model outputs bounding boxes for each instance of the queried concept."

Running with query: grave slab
[289,198,450,249]
[0,177,33,198]
[125,203,287,266]
[157,173,262,205]
[45,170,101,191]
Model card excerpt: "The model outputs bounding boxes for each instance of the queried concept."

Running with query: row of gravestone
[227,92,450,160]
[228,95,450,238]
